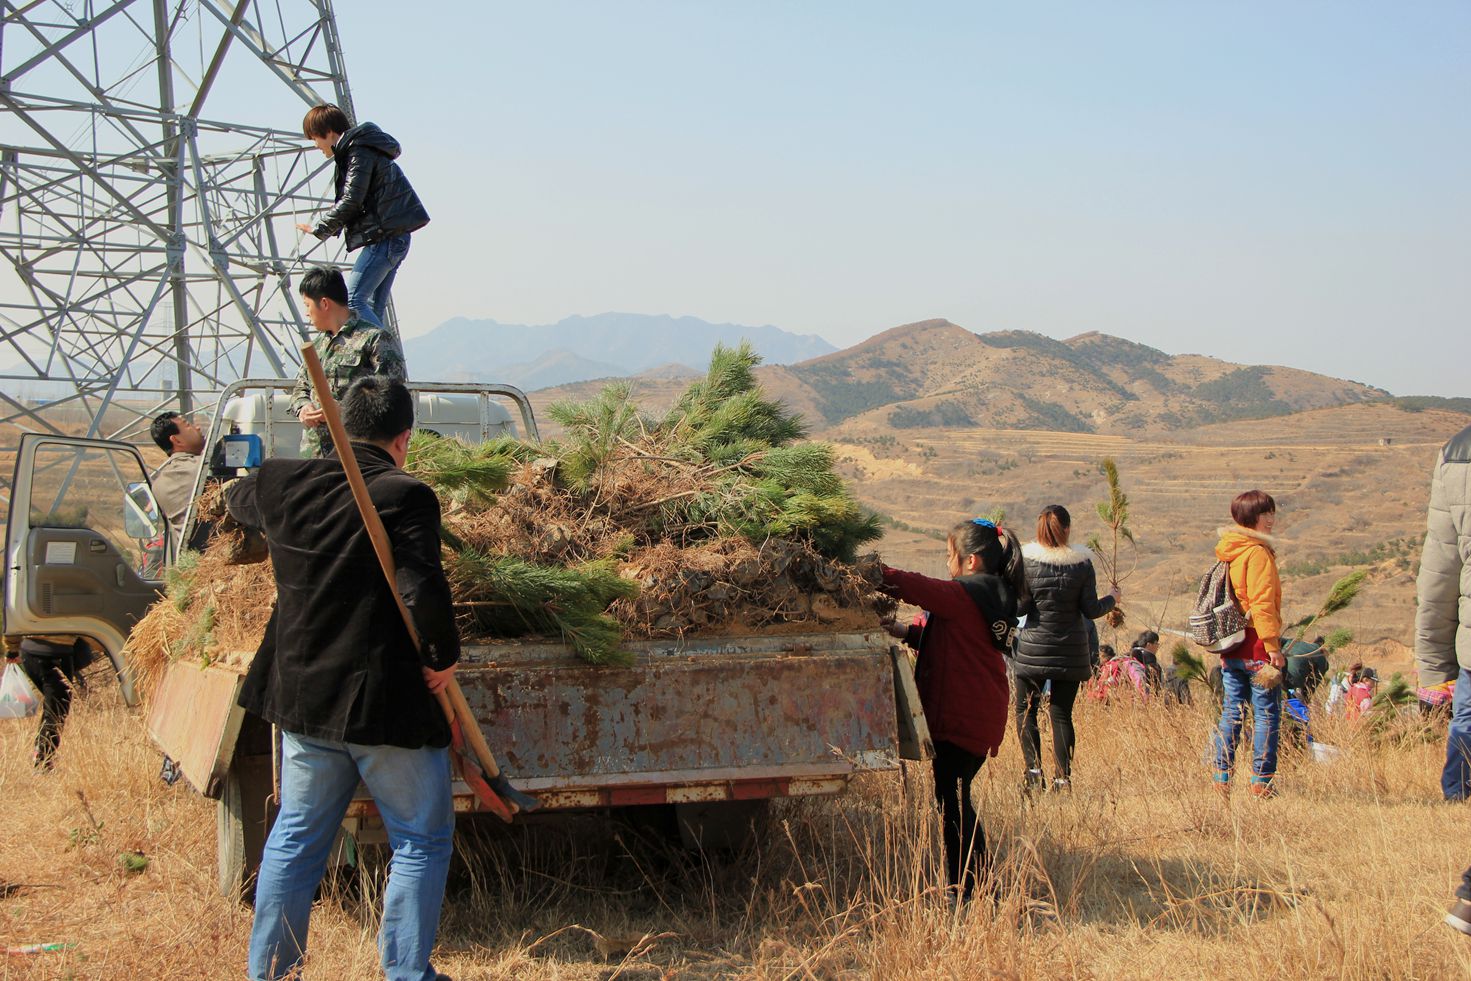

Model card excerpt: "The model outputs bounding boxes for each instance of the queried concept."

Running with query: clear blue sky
[336,2,1468,396]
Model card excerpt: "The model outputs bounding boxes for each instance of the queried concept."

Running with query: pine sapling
[1090,457,1136,629]
[1170,643,1207,685]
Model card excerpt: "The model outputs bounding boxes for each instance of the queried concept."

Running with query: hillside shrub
[889,400,974,429]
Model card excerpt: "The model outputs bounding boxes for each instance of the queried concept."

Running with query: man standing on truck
[288,265,407,458]
[148,411,208,552]
[295,103,430,336]
[228,376,458,981]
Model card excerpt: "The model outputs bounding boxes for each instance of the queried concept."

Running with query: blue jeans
[348,233,411,334]
[1211,660,1282,783]
[248,732,453,981]
[1443,667,1471,800]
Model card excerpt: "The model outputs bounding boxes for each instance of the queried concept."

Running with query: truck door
[3,434,168,706]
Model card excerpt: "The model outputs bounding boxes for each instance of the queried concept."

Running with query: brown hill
[757,319,1387,434]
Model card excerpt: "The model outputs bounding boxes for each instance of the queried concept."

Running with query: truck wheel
[673,799,771,851]
[217,755,275,902]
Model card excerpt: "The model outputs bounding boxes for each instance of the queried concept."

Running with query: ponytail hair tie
[971,517,996,530]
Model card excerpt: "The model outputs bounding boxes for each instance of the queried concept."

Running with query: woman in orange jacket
[1210,489,1285,797]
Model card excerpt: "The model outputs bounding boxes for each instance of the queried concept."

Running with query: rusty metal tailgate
[456,630,900,807]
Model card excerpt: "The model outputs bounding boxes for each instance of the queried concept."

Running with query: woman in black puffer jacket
[1014,505,1119,792]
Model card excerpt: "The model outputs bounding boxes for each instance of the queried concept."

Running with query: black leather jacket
[312,122,430,252]
[1014,542,1116,681]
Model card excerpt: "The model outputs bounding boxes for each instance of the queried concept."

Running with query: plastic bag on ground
[0,662,41,719]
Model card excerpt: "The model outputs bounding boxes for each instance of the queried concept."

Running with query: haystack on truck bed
[4,379,931,895]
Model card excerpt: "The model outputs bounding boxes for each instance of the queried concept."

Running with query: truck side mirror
[124,482,160,539]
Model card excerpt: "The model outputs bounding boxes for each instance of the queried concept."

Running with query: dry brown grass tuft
[124,538,275,700]
[4,680,1471,979]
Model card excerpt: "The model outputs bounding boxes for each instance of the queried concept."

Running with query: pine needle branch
[1289,570,1367,649]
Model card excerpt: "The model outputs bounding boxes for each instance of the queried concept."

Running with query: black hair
[299,265,350,306]
[948,519,1027,599]
[150,411,181,453]
[1132,629,1160,650]
[1099,644,1116,661]
[341,376,414,443]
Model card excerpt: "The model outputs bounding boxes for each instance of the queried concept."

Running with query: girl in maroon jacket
[882,518,1024,901]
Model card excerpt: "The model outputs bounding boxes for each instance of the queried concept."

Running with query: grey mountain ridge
[400,312,836,387]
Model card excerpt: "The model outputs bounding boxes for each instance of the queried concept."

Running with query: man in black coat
[296,103,430,337]
[228,376,457,981]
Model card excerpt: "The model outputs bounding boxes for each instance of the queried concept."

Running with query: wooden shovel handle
[300,347,502,781]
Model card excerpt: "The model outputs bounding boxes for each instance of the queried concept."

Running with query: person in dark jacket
[881,518,1025,901]
[296,104,430,337]
[11,636,93,769]
[1015,505,1119,792]
[227,376,458,981]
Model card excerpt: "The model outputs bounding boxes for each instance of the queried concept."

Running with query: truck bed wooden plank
[145,662,247,799]
[889,646,934,761]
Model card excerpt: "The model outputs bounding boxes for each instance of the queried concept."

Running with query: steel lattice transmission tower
[0,0,368,446]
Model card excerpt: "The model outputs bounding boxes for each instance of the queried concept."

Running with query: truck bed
[446,630,905,810]
[148,629,926,816]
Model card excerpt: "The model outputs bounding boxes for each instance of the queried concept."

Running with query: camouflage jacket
[289,316,408,457]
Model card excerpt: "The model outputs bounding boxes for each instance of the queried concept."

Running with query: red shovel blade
[450,718,515,823]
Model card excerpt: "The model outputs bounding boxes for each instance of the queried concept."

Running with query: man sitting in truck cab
[149,411,208,552]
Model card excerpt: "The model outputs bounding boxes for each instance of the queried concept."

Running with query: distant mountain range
[533,319,1464,435]
[401,312,835,390]
[757,320,1391,433]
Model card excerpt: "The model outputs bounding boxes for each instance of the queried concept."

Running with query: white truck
[4,379,928,897]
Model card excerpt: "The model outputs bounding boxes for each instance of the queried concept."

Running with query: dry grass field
[4,668,1471,979]
[4,374,1468,978]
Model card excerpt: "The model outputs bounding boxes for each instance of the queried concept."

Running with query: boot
[1022,769,1044,796]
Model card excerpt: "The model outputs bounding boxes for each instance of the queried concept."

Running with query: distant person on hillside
[1130,630,1165,693]
[296,104,429,337]
[1164,664,1194,706]
[1014,505,1119,793]
[1089,646,1148,703]
[1325,663,1358,716]
[879,518,1024,902]
[1344,666,1377,721]
[1209,490,1285,799]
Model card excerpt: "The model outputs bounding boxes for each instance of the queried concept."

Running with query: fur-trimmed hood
[1215,525,1278,562]
[1021,541,1095,567]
